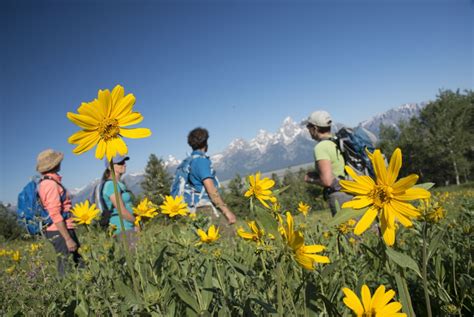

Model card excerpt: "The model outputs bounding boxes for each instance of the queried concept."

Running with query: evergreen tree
[379,89,473,185]
[141,154,172,206]
[221,174,248,216]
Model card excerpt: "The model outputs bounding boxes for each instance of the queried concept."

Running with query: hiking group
[17,109,377,275]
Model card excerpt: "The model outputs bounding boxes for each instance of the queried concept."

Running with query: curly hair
[187,127,209,150]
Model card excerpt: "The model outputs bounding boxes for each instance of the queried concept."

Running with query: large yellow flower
[70,200,101,225]
[133,198,158,226]
[237,221,265,244]
[196,225,220,244]
[297,202,310,216]
[279,212,330,270]
[342,284,406,317]
[67,85,152,161]
[160,195,188,217]
[133,198,158,218]
[244,172,277,208]
[339,148,430,246]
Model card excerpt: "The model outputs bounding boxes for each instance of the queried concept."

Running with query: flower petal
[392,174,419,193]
[354,207,378,235]
[112,93,136,120]
[361,285,372,312]
[389,200,420,218]
[77,101,104,122]
[372,149,388,185]
[120,128,152,139]
[118,112,144,127]
[345,165,376,188]
[95,139,107,160]
[381,219,396,246]
[67,112,99,130]
[339,180,373,195]
[72,133,100,154]
[342,196,373,209]
[342,288,364,315]
[111,85,124,106]
[395,188,431,201]
[302,244,325,253]
[370,285,386,309]
[386,148,402,185]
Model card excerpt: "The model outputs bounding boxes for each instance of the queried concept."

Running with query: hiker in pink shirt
[36,149,83,276]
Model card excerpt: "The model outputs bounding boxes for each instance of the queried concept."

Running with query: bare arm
[55,221,77,252]
[203,178,236,225]
[317,159,334,187]
[109,193,136,223]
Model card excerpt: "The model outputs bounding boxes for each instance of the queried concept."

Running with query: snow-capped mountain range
[70,103,425,203]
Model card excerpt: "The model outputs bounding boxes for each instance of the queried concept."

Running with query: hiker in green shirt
[304,110,352,216]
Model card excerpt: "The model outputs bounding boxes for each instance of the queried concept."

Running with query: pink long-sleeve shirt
[37,173,74,231]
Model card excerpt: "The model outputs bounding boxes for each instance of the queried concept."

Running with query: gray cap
[306,110,332,127]
[104,154,130,168]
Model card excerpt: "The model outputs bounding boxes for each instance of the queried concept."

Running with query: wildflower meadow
[1,86,472,316]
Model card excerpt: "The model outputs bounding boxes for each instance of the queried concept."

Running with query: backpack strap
[100,180,125,215]
[38,176,71,224]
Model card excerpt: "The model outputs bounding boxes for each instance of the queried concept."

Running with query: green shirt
[314,139,345,179]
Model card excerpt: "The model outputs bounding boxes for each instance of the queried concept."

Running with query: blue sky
[1,0,472,204]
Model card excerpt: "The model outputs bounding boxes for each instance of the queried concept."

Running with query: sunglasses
[115,161,127,166]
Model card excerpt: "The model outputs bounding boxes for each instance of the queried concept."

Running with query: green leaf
[328,207,367,227]
[394,271,416,317]
[413,182,435,190]
[114,280,145,305]
[273,184,290,196]
[386,248,421,278]
[254,206,279,237]
[74,300,89,317]
[428,230,445,259]
[171,224,181,240]
[202,261,214,310]
[171,280,200,313]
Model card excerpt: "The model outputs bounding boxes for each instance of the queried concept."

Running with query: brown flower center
[371,185,394,209]
[98,118,120,141]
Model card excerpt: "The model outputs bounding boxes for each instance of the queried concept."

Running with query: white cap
[306,110,332,127]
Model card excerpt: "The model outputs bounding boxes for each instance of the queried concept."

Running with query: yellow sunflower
[133,198,158,218]
[339,148,430,246]
[67,85,152,161]
[237,221,265,245]
[244,172,277,208]
[342,284,406,317]
[160,195,188,217]
[297,201,310,216]
[70,200,101,225]
[279,212,330,270]
[196,225,220,244]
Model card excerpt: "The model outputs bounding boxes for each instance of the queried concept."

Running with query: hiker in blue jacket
[304,110,352,216]
[184,127,236,233]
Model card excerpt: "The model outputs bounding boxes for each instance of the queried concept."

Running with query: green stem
[302,269,307,317]
[109,160,140,296]
[422,222,432,317]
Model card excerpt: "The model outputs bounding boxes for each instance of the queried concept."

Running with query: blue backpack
[332,127,378,178]
[16,176,69,235]
[170,153,210,207]
[89,180,124,228]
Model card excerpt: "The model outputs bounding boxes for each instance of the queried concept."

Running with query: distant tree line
[378,89,473,186]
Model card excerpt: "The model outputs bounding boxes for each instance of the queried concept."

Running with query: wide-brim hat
[36,149,64,173]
